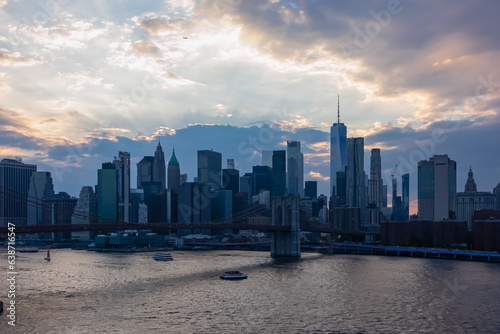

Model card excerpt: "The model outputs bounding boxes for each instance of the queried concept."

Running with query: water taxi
[220,271,247,280]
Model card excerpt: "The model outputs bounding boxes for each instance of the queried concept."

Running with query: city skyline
[1,1,500,214]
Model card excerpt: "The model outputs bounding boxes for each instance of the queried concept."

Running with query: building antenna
[337,94,340,124]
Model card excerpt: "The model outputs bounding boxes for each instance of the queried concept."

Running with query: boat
[44,248,51,261]
[153,252,173,261]
[220,271,248,280]
[19,249,39,253]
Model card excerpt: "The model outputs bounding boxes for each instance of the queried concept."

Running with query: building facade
[418,155,457,221]
[272,150,287,196]
[346,137,366,212]
[0,158,37,226]
[97,162,118,223]
[330,97,347,196]
[287,141,304,197]
[197,150,222,189]
[368,148,382,209]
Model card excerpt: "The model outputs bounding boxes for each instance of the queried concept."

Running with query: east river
[1,249,499,333]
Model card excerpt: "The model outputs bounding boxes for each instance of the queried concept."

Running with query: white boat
[153,252,173,261]
[220,271,247,280]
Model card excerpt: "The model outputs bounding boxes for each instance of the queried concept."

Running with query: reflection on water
[1,249,499,333]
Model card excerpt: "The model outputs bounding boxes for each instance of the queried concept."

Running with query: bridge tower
[271,196,301,258]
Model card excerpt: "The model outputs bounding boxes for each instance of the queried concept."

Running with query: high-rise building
[418,155,457,221]
[137,156,154,189]
[153,142,166,191]
[97,162,118,223]
[177,182,211,223]
[346,137,366,211]
[262,150,273,168]
[227,159,235,170]
[252,166,273,195]
[456,167,496,229]
[0,158,37,226]
[272,150,287,196]
[304,181,318,199]
[239,173,254,200]
[382,184,388,207]
[180,173,187,185]
[27,171,55,227]
[402,173,410,220]
[494,183,500,209]
[168,148,180,191]
[222,168,240,195]
[368,148,382,208]
[114,152,131,222]
[287,141,304,197]
[330,96,347,196]
[52,192,77,241]
[198,150,222,189]
[71,186,97,240]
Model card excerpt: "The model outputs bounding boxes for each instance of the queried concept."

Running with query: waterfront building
[0,158,37,226]
[97,162,118,223]
[114,152,131,222]
[330,96,347,196]
[456,167,496,229]
[418,155,457,221]
[198,150,222,189]
[167,148,180,191]
[272,150,286,196]
[287,141,304,197]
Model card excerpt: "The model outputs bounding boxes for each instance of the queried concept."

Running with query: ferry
[220,271,248,280]
[153,253,174,261]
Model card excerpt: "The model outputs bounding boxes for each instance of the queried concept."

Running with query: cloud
[0,49,43,67]
[131,40,161,56]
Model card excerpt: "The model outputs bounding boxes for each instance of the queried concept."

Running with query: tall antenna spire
[337,94,340,124]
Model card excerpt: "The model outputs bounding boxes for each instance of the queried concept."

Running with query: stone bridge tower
[271,196,301,257]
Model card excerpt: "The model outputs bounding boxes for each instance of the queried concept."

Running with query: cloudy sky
[1,0,500,213]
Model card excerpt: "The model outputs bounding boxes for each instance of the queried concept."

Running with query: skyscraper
[198,150,222,189]
[114,152,131,222]
[137,156,154,189]
[330,96,347,196]
[252,166,273,195]
[345,137,366,211]
[71,186,97,240]
[272,150,287,196]
[368,148,382,208]
[168,148,180,191]
[402,173,410,221]
[0,158,37,226]
[418,155,457,221]
[27,171,55,226]
[262,150,273,168]
[304,181,318,199]
[97,162,118,223]
[153,142,166,191]
[287,141,304,197]
[52,192,77,241]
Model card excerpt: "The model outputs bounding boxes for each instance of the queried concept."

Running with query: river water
[1,249,499,333]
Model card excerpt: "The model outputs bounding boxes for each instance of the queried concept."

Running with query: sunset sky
[1,0,500,213]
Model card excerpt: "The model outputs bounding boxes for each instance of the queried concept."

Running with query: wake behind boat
[153,252,173,261]
[220,271,247,280]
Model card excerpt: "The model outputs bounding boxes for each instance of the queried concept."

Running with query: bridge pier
[271,196,301,258]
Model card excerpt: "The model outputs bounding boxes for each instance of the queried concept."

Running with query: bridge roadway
[0,222,364,236]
